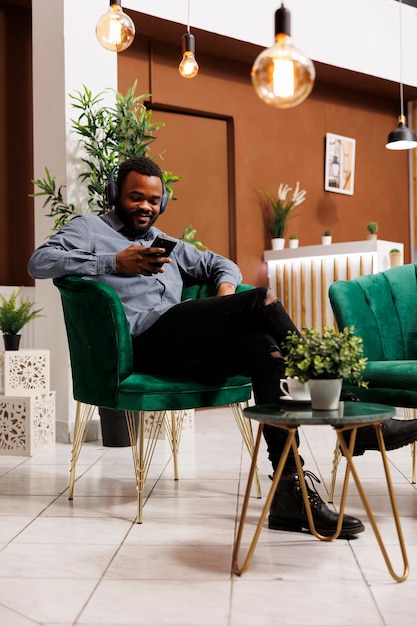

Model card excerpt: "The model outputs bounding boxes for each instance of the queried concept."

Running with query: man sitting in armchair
[28,156,417,538]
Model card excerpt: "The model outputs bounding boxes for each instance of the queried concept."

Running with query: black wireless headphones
[106,165,169,214]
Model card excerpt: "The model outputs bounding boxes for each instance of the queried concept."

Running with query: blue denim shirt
[28,212,242,337]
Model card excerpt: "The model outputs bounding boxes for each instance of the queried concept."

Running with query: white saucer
[279,395,311,405]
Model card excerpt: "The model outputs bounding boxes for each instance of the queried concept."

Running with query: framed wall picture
[324,133,356,195]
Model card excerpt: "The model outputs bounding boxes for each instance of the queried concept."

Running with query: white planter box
[0,350,50,395]
[0,392,56,456]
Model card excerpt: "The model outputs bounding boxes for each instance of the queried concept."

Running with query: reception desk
[264,240,404,332]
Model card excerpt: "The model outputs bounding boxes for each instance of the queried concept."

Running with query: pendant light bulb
[96,0,135,53]
[251,3,315,108]
[179,32,199,79]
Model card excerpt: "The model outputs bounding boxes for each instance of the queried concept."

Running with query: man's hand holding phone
[115,237,177,276]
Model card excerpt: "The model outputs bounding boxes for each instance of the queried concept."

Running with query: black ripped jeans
[133,287,301,473]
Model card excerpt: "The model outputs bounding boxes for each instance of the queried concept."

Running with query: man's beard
[115,206,158,236]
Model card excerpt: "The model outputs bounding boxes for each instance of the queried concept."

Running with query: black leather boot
[269,470,365,538]
[341,418,417,456]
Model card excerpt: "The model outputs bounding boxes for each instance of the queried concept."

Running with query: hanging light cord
[187,0,191,34]
[399,0,405,118]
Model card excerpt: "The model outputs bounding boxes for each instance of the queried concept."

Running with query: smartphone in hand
[150,236,177,258]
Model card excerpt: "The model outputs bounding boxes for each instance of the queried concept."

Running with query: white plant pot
[308,378,342,411]
[272,237,285,250]
[389,252,401,268]
[366,233,377,240]
[289,239,299,249]
[321,236,332,246]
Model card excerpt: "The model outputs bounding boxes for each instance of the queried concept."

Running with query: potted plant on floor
[31,82,181,446]
[0,287,44,350]
[31,82,181,233]
[258,181,306,250]
[283,326,368,410]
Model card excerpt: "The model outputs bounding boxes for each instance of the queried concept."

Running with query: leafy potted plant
[322,229,332,245]
[180,224,208,250]
[288,234,299,249]
[258,181,306,250]
[389,248,402,267]
[31,82,181,233]
[31,82,181,446]
[366,222,378,240]
[283,326,368,410]
[0,287,44,350]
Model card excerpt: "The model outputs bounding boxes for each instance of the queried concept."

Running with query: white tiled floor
[0,407,416,626]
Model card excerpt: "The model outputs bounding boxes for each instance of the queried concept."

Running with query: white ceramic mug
[279,376,311,400]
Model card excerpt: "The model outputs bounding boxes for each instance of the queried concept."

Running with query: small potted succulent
[366,222,378,240]
[389,248,402,267]
[322,229,332,245]
[283,326,368,410]
[289,234,299,249]
[0,287,44,350]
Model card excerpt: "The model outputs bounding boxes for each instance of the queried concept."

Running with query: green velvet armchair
[328,262,417,495]
[54,276,257,522]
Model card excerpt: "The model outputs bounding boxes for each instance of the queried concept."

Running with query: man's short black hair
[117,156,164,193]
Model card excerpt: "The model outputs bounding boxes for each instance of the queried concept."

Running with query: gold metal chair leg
[401,407,417,484]
[231,402,262,498]
[126,410,166,523]
[337,426,409,583]
[68,401,96,500]
[164,410,186,480]
[411,441,417,484]
[411,409,417,484]
[328,441,341,502]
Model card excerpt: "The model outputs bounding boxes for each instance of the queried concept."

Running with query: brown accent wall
[0,0,33,285]
[119,12,413,287]
[0,7,412,288]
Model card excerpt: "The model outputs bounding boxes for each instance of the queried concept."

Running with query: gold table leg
[337,425,409,582]
[233,422,409,582]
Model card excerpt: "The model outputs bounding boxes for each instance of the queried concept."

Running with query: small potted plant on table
[289,234,299,249]
[389,248,402,268]
[322,229,332,245]
[366,222,378,240]
[283,326,368,410]
[0,287,44,350]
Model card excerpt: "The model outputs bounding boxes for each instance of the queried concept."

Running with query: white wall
[31,0,118,441]
[125,0,417,87]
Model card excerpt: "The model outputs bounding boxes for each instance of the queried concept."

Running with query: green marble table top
[244,401,396,427]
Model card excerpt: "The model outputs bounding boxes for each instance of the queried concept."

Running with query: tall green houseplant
[31,82,181,232]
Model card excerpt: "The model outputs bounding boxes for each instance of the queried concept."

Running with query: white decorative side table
[0,350,56,455]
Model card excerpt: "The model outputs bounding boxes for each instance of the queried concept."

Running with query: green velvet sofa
[328,262,417,489]
[329,262,417,407]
